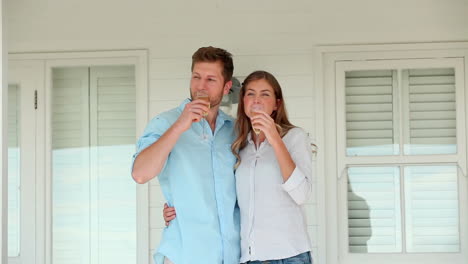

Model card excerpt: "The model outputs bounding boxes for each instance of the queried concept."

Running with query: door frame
[8,50,149,264]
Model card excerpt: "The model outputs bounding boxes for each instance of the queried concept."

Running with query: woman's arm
[251,111,296,182]
[250,112,315,205]
[268,132,296,182]
[280,128,313,205]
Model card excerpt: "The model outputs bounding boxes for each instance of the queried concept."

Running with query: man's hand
[173,99,210,133]
[163,203,176,227]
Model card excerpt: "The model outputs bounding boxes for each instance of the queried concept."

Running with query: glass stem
[202,118,206,139]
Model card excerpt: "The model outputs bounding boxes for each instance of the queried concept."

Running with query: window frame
[317,43,468,264]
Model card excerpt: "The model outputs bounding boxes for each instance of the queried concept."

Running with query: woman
[164,71,313,263]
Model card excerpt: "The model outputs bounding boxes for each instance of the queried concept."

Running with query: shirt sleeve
[281,128,314,205]
[131,115,172,172]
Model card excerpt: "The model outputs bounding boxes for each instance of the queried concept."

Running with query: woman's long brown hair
[231,70,295,168]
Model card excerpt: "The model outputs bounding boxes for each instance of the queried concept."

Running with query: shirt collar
[217,107,234,125]
[246,131,270,146]
[178,98,192,111]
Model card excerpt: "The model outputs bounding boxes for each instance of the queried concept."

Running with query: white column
[0,0,8,263]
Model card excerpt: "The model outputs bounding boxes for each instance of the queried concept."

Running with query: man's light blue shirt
[132,99,240,264]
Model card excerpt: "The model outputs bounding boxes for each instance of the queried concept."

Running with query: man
[131,47,240,264]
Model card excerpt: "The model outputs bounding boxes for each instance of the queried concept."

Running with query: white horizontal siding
[150,58,191,79]
[277,75,314,97]
[150,78,189,101]
[235,54,314,76]
[149,100,181,117]
[284,96,314,119]
[290,118,315,137]
[150,54,314,79]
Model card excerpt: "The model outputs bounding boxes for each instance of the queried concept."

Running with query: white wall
[6,0,468,55]
[5,0,468,263]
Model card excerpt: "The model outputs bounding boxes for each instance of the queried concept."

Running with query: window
[337,58,465,257]
[322,46,468,264]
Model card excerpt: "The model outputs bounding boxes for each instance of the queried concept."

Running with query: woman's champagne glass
[250,104,264,148]
[196,91,210,140]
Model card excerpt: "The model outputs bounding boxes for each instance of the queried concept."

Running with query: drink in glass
[250,104,263,135]
[196,90,210,117]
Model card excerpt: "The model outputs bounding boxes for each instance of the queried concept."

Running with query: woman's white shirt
[236,127,313,262]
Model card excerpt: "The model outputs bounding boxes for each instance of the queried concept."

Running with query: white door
[7,60,43,264]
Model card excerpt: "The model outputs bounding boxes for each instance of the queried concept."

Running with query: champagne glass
[250,104,264,148]
[196,90,210,140]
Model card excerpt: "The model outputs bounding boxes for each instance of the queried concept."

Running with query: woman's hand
[163,203,176,226]
[251,111,280,141]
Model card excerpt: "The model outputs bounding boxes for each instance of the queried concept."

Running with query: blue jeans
[243,251,312,264]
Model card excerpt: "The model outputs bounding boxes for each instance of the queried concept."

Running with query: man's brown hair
[191,46,234,84]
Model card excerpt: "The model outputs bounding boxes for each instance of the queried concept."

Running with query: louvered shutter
[345,70,397,156]
[52,66,136,264]
[89,66,136,263]
[52,68,89,149]
[404,68,456,154]
[348,167,402,253]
